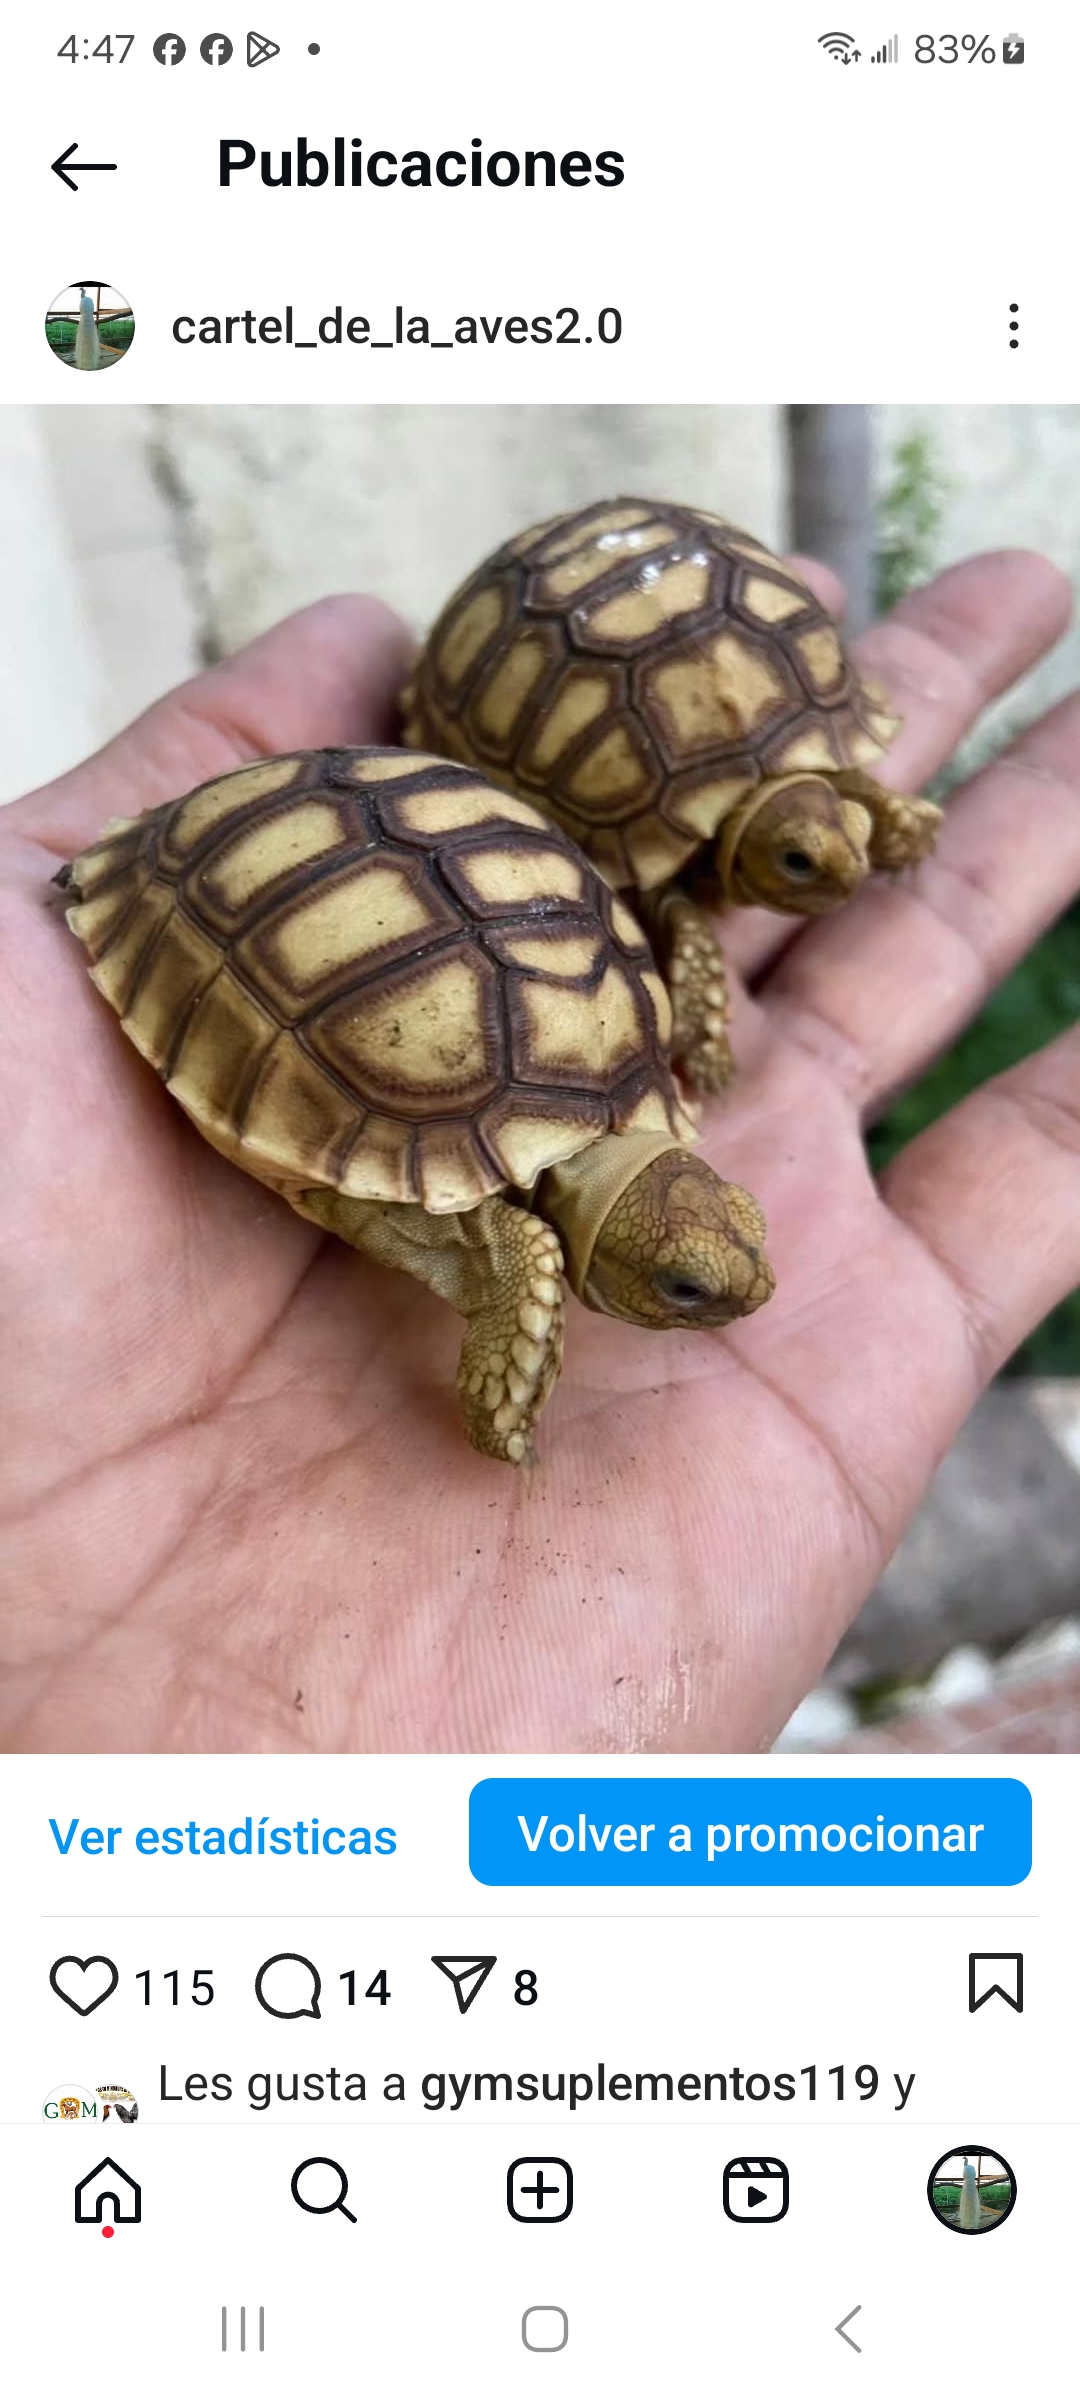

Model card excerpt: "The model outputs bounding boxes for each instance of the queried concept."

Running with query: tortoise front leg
[639,888,733,1097]
[454,1203,566,1465]
[836,770,942,870]
[298,1189,565,1466]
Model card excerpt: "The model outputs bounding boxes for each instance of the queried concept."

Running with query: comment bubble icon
[254,1951,322,2019]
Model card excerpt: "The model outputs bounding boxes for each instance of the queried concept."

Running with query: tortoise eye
[781,848,815,879]
[657,1273,713,1307]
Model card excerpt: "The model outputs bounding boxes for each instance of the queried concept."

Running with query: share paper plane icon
[431,1955,497,2014]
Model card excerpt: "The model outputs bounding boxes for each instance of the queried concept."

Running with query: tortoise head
[719,776,873,915]
[538,1136,774,1331]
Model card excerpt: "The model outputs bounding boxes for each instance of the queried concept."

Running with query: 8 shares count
[172,304,623,348]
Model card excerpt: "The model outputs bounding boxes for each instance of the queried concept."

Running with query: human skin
[1,556,1079,1754]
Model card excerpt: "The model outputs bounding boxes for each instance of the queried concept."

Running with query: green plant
[875,427,948,616]
[44,313,134,356]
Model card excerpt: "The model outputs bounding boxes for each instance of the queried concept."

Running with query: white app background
[5,1,1079,402]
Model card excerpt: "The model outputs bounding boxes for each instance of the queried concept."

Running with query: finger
[732,547,1074,986]
[8,594,415,858]
[718,902,799,982]
[861,548,1073,792]
[786,554,846,620]
[881,1023,1080,1383]
[757,690,1080,1112]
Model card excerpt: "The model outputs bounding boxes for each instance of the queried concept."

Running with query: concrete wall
[151,402,787,649]
[1,404,200,796]
[886,403,1080,749]
[0,409,104,795]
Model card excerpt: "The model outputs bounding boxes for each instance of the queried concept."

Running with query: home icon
[75,2156,141,2225]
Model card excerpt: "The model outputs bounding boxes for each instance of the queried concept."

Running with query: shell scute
[166,970,279,1131]
[307,942,502,1120]
[507,958,643,1091]
[240,1037,362,1185]
[159,755,312,870]
[234,855,463,1019]
[439,832,588,918]
[64,747,683,1212]
[193,798,360,930]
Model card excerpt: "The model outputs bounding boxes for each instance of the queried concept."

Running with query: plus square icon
[507,2157,573,2224]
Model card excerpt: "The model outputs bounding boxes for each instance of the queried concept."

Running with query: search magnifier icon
[290,2156,357,2223]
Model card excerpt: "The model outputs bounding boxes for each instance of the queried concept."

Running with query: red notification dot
[102,2226,114,2239]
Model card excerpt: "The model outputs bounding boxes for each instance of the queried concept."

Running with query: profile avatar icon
[42,2081,100,2123]
[927,2146,1016,2234]
[97,2085,139,2124]
[45,282,134,373]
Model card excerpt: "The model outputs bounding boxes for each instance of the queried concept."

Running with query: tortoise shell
[403,497,899,893]
[62,747,689,1214]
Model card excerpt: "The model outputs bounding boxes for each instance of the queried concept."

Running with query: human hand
[2,559,1078,1754]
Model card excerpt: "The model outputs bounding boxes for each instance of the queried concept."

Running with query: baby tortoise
[402,497,942,1093]
[60,748,774,1464]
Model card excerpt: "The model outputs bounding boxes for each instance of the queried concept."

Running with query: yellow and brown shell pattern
[62,748,689,1216]
[403,497,899,893]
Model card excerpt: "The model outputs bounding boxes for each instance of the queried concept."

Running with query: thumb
[9,593,414,857]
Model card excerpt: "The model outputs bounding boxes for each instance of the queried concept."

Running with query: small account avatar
[97,2085,139,2124]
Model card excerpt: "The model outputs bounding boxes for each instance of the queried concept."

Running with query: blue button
[469,1778,1032,1886]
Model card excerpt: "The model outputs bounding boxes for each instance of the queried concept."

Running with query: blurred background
[2,400,1077,1748]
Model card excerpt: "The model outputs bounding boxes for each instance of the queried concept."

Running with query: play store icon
[431,1955,498,2015]
[246,30,281,66]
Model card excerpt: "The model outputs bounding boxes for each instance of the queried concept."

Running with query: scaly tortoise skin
[60,747,774,1464]
[402,497,942,1093]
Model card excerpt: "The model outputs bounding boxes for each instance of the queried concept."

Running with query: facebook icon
[152,33,187,63]
[199,32,234,63]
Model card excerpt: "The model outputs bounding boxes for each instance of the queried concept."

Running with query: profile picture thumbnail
[45,281,134,372]
[927,2147,1016,2234]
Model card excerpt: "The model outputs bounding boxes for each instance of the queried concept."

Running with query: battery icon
[1002,32,1025,61]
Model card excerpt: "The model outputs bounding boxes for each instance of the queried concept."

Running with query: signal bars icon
[870,33,899,62]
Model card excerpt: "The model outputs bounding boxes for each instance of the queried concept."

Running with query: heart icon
[49,1954,120,2016]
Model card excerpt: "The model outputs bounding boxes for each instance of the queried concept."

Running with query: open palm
[3,564,1079,1755]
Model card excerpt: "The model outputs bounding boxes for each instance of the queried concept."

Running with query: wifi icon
[818,29,861,61]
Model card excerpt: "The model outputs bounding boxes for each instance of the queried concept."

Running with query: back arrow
[51,143,118,192]
[836,2306,862,2353]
